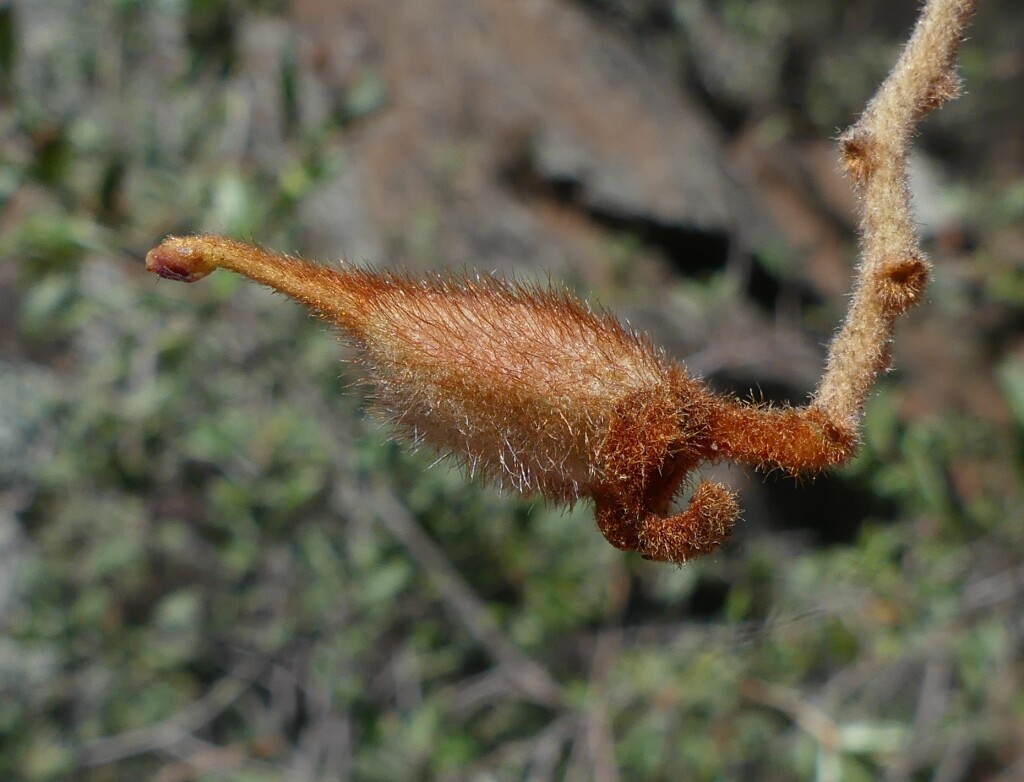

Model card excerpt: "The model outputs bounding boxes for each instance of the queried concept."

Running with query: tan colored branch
[812,0,979,426]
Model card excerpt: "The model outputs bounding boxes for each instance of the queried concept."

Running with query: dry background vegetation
[2,0,1024,779]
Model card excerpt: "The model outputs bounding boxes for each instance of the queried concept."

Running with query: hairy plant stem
[813,0,978,427]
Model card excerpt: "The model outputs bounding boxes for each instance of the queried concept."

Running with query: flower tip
[145,237,216,283]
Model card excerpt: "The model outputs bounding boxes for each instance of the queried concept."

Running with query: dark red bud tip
[145,239,216,283]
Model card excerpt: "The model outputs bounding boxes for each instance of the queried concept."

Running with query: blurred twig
[463,711,577,782]
[961,564,1024,613]
[524,713,578,782]
[741,678,842,782]
[884,659,953,782]
[930,736,977,782]
[78,656,266,768]
[564,628,623,782]
[152,737,250,782]
[342,475,566,708]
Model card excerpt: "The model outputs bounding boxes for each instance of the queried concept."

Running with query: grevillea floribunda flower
[147,0,977,563]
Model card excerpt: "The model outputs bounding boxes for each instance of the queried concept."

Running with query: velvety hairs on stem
[146,0,978,564]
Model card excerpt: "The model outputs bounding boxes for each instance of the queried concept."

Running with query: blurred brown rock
[289,0,762,279]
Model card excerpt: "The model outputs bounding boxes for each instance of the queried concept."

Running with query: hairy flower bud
[146,0,976,563]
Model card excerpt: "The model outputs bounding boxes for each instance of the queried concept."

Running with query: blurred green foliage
[1,1,1023,780]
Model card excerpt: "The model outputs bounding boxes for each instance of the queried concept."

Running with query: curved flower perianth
[146,0,978,563]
